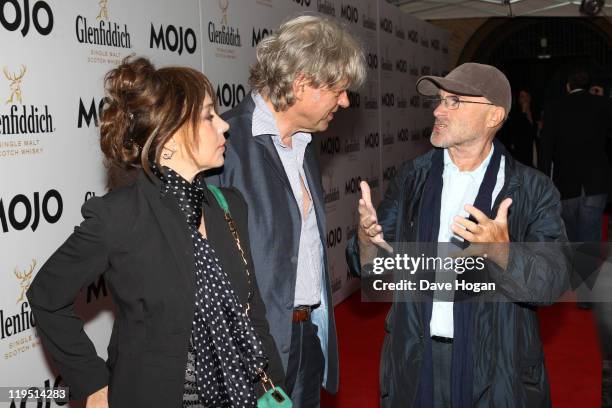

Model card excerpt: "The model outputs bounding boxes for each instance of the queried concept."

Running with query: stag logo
[97,0,109,21]
[14,260,36,304]
[3,65,27,105]
[219,0,229,25]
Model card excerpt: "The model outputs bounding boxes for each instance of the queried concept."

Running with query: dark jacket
[207,95,339,392]
[539,90,612,199]
[346,149,570,407]
[27,171,284,407]
[498,108,536,168]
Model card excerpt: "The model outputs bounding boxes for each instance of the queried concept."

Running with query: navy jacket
[207,95,339,392]
[347,149,570,407]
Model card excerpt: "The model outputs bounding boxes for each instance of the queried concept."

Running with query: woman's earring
[162,139,177,160]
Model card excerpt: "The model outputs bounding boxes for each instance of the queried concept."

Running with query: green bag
[207,185,293,408]
[258,386,292,408]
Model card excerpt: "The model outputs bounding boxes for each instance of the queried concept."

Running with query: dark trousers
[562,193,608,303]
[284,319,324,408]
[432,339,453,408]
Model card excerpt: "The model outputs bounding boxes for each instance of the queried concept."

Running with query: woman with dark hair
[498,88,538,167]
[27,57,284,407]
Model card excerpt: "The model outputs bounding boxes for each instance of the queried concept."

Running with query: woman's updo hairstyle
[100,56,216,177]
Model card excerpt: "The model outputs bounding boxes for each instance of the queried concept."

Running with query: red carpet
[322,293,601,407]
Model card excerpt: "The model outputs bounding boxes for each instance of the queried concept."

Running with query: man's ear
[487,106,506,128]
[292,75,308,101]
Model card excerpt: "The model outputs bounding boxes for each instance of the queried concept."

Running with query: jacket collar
[137,171,196,292]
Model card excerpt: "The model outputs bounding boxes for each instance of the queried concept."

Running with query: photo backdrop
[0,0,448,404]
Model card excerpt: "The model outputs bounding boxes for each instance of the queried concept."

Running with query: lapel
[240,93,293,194]
[304,144,327,240]
[253,134,293,193]
[137,172,196,296]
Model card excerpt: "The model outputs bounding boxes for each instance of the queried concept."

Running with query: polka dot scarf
[151,164,268,407]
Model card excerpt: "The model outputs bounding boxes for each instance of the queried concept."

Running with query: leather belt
[292,306,314,323]
[431,335,454,344]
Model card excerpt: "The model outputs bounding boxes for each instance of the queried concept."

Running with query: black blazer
[27,171,284,407]
[540,90,612,199]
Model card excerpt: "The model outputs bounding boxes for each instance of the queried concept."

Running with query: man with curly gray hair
[208,15,366,407]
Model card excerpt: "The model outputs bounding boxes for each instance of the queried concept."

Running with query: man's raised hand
[358,181,393,253]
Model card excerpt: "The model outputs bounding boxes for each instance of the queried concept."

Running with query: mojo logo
[87,275,108,303]
[150,23,197,55]
[216,83,245,108]
[1,65,54,135]
[344,176,362,195]
[320,135,340,156]
[407,29,418,43]
[326,226,342,248]
[0,0,54,37]
[364,132,378,148]
[410,95,420,107]
[397,128,409,143]
[252,27,273,47]
[0,190,62,233]
[317,0,335,16]
[381,93,394,107]
[293,0,311,6]
[84,191,97,202]
[347,90,360,109]
[396,59,407,73]
[75,1,131,48]
[208,0,241,47]
[383,165,397,182]
[340,4,358,23]
[379,17,392,34]
[420,65,431,75]
[366,53,378,70]
[431,39,440,50]
[77,97,105,128]
[8,375,67,407]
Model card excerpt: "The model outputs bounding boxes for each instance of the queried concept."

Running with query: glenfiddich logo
[208,0,241,47]
[1,65,54,137]
[220,0,229,25]
[14,259,35,303]
[322,169,340,205]
[97,0,108,21]
[75,0,132,48]
[3,66,26,105]
[1,261,36,340]
[362,4,376,31]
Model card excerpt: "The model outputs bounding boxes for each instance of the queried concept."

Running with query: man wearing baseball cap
[346,63,569,407]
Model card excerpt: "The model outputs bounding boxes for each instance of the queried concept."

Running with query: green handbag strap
[207,184,230,215]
